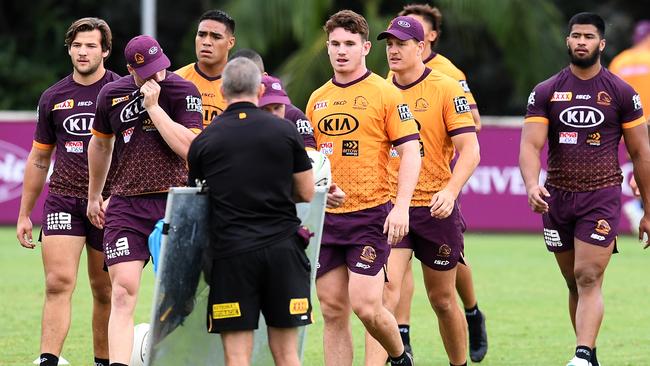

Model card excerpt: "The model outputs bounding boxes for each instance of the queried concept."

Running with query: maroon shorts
[316,202,391,278]
[103,193,167,266]
[394,204,466,271]
[41,193,104,251]
[542,185,620,252]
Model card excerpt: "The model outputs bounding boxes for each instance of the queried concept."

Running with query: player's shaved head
[230,48,265,73]
[222,57,261,99]
[65,17,112,56]
[199,9,235,34]
[324,10,369,41]
[568,12,605,38]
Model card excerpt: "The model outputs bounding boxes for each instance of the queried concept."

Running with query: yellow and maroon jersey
[389,52,477,109]
[306,71,419,213]
[609,48,650,121]
[387,68,475,206]
[175,63,226,127]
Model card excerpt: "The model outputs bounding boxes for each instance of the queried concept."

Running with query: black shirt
[187,102,312,258]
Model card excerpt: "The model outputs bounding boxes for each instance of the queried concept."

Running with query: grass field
[1,228,650,365]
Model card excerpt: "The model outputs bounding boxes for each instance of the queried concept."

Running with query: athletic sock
[450,363,468,366]
[464,303,480,317]
[109,363,128,366]
[389,351,411,365]
[398,324,411,345]
[94,357,110,366]
[575,345,593,361]
[591,347,599,366]
[39,353,58,366]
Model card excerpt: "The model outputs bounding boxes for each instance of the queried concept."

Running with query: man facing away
[520,12,650,366]
[306,9,421,366]
[87,35,202,365]
[16,17,118,366]
[188,57,314,366]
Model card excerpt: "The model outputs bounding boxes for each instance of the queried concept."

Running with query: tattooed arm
[17,146,53,248]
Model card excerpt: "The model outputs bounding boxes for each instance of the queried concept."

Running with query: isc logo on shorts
[46,212,72,231]
[433,260,450,266]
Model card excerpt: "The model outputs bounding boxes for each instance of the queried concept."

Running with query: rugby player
[390,5,488,361]
[87,35,202,365]
[306,10,421,366]
[258,74,316,149]
[16,17,118,366]
[176,9,235,126]
[365,16,479,366]
[520,12,650,366]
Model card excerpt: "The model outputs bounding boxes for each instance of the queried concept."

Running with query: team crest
[414,98,429,111]
[595,219,611,235]
[360,245,377,263]
[438,244,451,258]
[134,53,145,64]
[353,96,369,110]
[597,91,612,106]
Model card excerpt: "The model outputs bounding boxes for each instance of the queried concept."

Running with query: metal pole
[141,0,156,37]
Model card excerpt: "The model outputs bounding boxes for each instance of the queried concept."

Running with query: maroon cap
[633,20,650,45]
[124,35,171,80]
[259,75,291,107]
[377,16,424,42]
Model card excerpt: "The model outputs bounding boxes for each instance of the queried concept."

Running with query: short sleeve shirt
[92,72,203,195]
[34,71,120,198]
[388,52,478,109]
[387,68,476,206]
[609,48,650,121]
[525,67,645,191]
[284,104,317,149]
[306,71,419,213]
[175,63,226,127]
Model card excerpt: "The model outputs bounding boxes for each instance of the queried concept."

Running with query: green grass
[2,228,650,365]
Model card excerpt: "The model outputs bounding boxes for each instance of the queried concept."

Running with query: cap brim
[377,29,415,41]
[133,54,171,80]
[259,95,291,107]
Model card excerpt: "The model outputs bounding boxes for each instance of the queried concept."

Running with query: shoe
[389,349,414,365]
[566,356,592,366]
[467,309,488,362]
[404,343,414,360]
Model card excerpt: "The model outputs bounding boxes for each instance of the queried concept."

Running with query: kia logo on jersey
[559,106,604,128]
[63,113,94,136]
[317,113,359,136]
[120,97,146,123]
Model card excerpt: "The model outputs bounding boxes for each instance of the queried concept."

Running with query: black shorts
[206,234,313,333]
